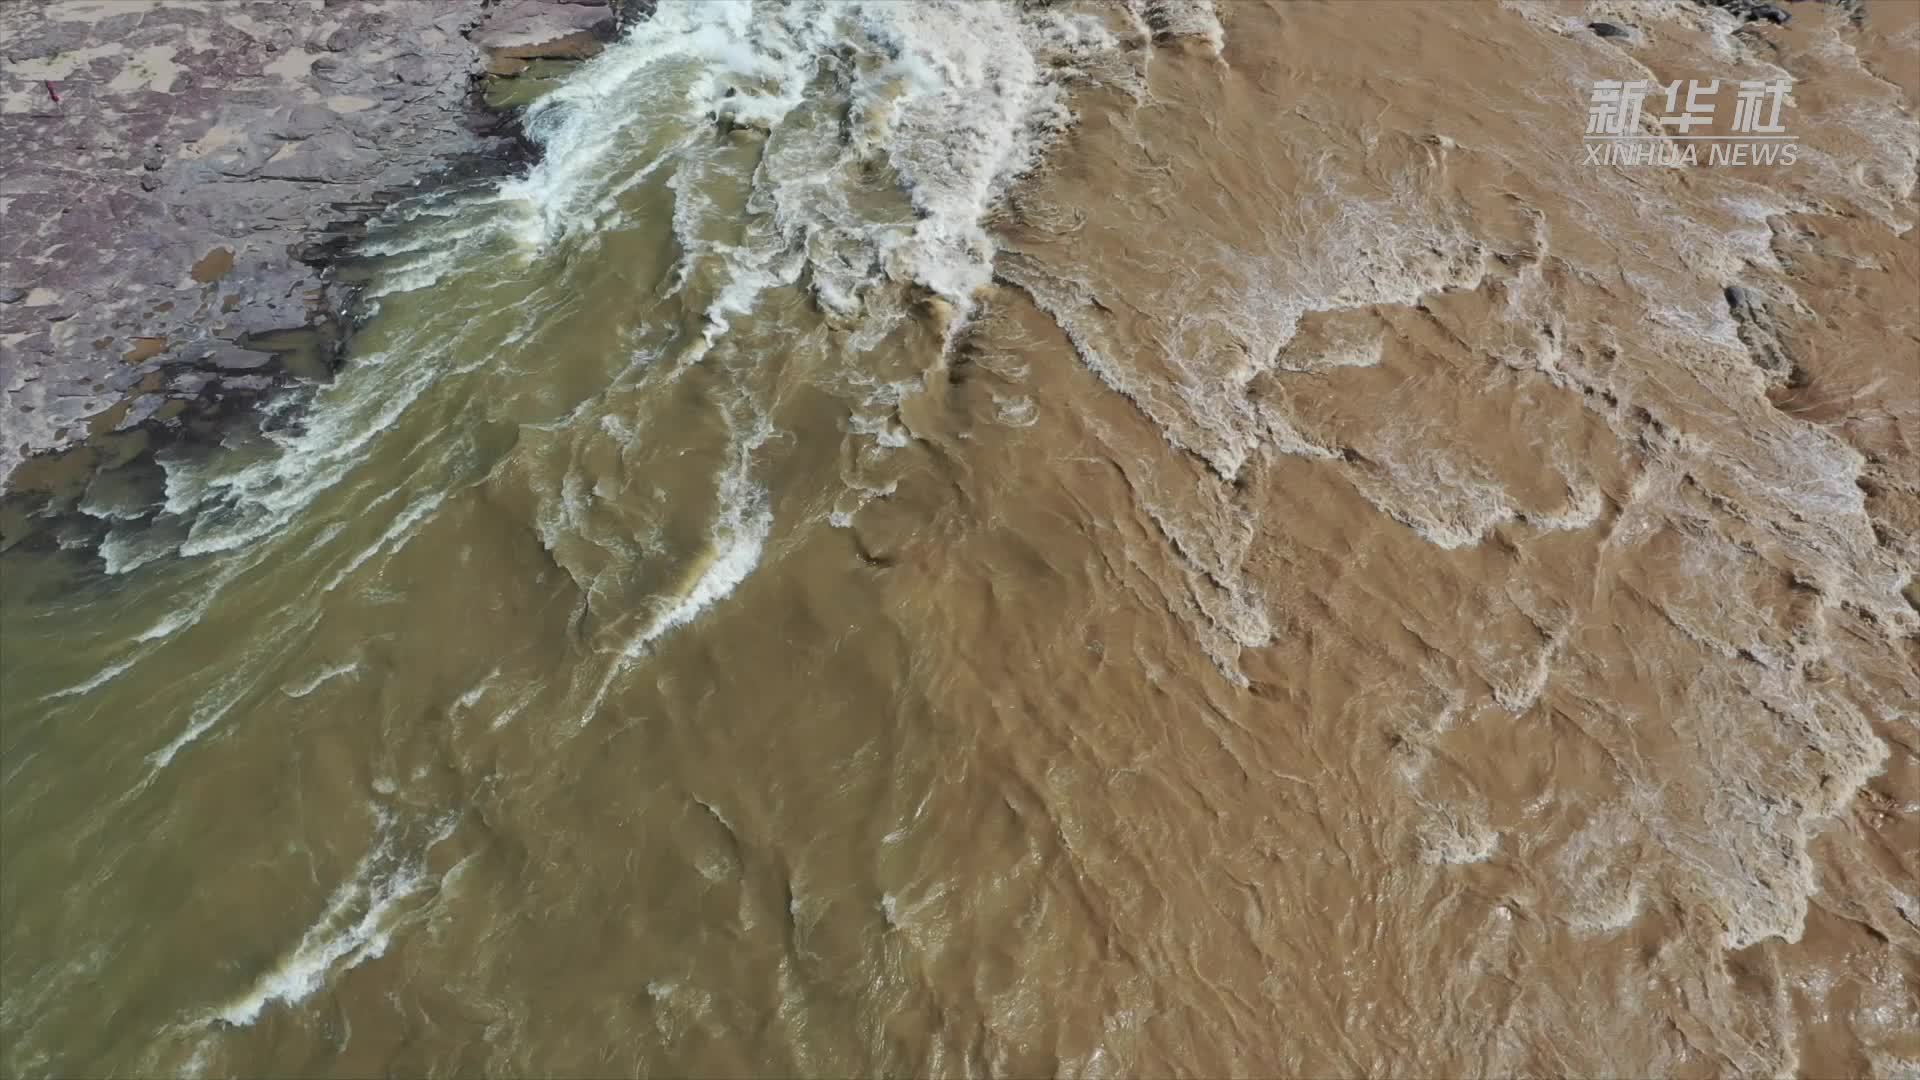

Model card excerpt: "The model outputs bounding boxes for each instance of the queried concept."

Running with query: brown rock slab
[121,338,168,364]
[190,247,234,284]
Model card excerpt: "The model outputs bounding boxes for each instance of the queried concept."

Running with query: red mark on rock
[46,81,60,103]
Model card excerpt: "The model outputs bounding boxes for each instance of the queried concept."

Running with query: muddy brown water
[3,1,1917,1076]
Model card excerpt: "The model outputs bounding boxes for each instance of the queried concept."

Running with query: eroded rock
[0,0,625,493]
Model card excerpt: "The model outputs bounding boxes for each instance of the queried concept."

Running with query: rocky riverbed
[0,0,644,510]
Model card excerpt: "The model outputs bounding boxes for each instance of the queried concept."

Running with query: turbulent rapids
[2,0,1917,1076]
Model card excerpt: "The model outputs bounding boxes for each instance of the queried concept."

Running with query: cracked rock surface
[0,0,625,490]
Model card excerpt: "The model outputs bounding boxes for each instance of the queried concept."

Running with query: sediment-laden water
[3,1,1917,1075]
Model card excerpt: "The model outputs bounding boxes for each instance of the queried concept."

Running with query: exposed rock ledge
[0,0,648,501]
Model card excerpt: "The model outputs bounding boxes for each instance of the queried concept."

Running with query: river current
[3,1,1917,1075]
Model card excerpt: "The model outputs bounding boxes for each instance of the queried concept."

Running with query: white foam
[827,477,897,529]
[283,660,359,699]
[99,526,177,576]
[136,609,196,644]
[1417,804,1501,865]
[139,610,313,778]
[114,0,1144,577]
[1007,154,1485,482]
[1140,0,1226,56]
[148,348,446,566]
[514,0,1135,329]
[452,667,499,713]
[321,490,446,593]
[580,415,774,722]
[143,699,230,774]
[622,419,773,659]
[41,653,141,701]
[992,393,1038,428]
[212,870,414,1027]
[210,813,456,1027]
[360,252,459,300]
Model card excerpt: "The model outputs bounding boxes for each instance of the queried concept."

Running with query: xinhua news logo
[1584,78,1798,166]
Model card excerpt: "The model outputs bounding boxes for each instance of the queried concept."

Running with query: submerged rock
[1691,0,1796,24]
[1724,282,1805,387]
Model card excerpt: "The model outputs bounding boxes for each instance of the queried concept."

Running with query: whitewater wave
[209,811,458,1027]
[101,0,1169,587]
[509,0,1158,322]
[578,411,775,723]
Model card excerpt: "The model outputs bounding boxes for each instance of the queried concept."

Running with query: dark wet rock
[614,0,660,28]
[268,103,340,141]
[258,129,385,185]
[0,0,626,491]
[473,0,617,55]
[472,2,628,112]
[197,347,275,373]
[1691,0,1800,24]
[715,103,774,136]
[113,394,167,432]
[1589,21,1631,38]
[1725,282,1806,387]
[322,25,365,53]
